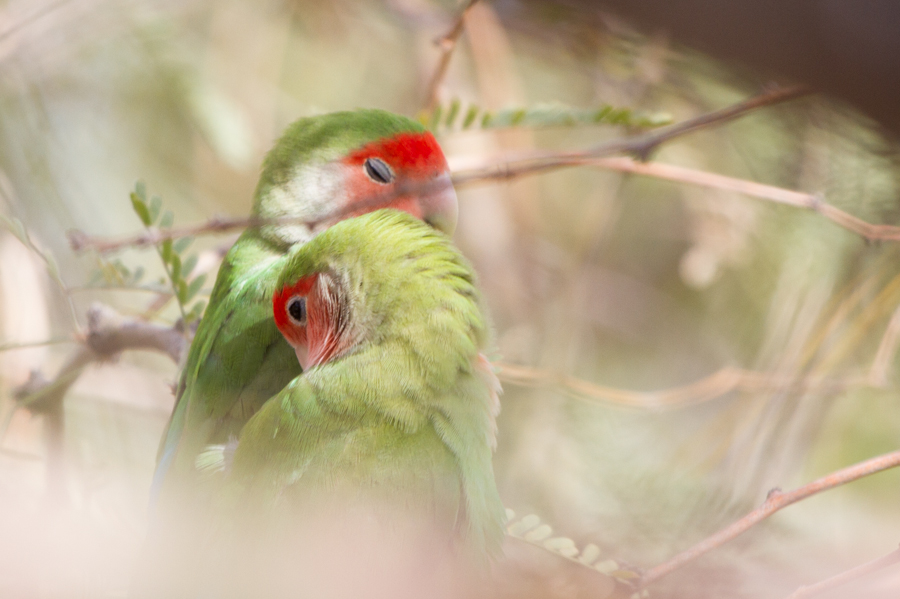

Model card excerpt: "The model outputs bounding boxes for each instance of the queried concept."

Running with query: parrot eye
[287,296,307,325]
[363,157,394,184]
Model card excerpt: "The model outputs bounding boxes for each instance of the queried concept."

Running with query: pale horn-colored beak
[419,173,458,236]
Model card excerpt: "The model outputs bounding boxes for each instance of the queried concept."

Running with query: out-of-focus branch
[868,304,900,386]
[641,449,900,586]
[497,363,859,410]
[783,545,900,599]
[68,86,810,255]
[1,303,187,500]
[423,0,479,112]
[0,337,76,353]
[582,157,900,242]
[450,84,810,184]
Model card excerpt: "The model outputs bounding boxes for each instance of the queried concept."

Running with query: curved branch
[784,546,900,599]
[641,449,900,586]
[423,0,480,112]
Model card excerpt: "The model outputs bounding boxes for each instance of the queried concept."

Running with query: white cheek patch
[262,162,348,245]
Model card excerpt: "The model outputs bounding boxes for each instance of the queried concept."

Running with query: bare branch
[1,303,187,498]
[450,84,811,185]
[497,363,860,410]
[641,449,900,586]
[581,157,900,242]
[423,0,479,112]
[784,545,900,599]
[0,337,77,353]
[869,304,900,386]
[68,86,809,255]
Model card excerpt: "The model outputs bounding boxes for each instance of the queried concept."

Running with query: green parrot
[189,210,505,598]
[151,110,459,508]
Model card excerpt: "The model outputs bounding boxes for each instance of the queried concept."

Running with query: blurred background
[1,1,899,597]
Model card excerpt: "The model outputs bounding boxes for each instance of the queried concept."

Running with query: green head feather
[253,110,428,247]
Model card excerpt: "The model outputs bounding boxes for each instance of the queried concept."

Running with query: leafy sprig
[423,99,671,133]
[130,181,207,325]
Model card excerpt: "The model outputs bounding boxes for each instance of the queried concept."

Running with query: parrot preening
[150,109,459,508]
[186,210,506,599]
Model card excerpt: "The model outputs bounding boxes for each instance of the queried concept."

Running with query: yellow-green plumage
[151,110,434,505]
[230,210,505,559]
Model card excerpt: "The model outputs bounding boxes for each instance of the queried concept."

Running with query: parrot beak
[295,344,310,371]
[419,173,458,236]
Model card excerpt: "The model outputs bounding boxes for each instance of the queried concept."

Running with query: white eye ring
[287,295,307,325]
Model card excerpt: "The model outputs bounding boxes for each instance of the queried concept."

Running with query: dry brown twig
[640,449,900,586]
[783,545,900,599]
[423,0,480,112]
[0,303,187,498]
[497,363,864,410]
[68,85,813,255]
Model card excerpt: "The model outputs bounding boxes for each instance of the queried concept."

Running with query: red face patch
[334,132,456,231]
[343,131,447,173]
[273,275,318,350]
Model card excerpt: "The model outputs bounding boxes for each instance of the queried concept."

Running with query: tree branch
[450,84,810,185]
[1,303,187,500]
[68,86,810,255]
[497,363,861,410]
[423,0,480,112]
[783,545,900,599]
[580,157,900,242]
[641,449,900,586]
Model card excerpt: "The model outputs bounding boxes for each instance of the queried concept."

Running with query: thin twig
[0,337,77,353]
[450,84,810,185]
[641,449,900,586]
[583,157,900,242]
[868,304,900,386]
[69,86,817,254]
[784,545,900,599]
[1,303,188,498]
[423,0,479,112]
[497,363,861,410]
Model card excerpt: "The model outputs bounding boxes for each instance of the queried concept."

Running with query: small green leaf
[43,252,61,281]
[134,180,147,203]
[184,273,207,303]
[173,236,193,254]
[186,300,206,323]
[149,195,162,224]
[133,265,145,282]
[181,254,198,278]
[170,253,182,283]
[176,279,188,304]
[480,112,493,127]
[159,210,174,229]
[130,193,151,226]
[445,98,460,127]
[161,239,173,263]
[524,525,552,541]
[593,105,612,122]
[462,105,479,129]
[429,104,443,131]
[0,214,29,245]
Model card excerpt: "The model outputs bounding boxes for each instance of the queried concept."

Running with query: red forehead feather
[343,132,447,172]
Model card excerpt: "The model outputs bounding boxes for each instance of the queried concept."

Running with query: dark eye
[287,296,306,325]
[364,157,394,184]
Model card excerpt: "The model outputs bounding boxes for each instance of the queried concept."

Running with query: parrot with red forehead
[150,110,458,506]
[194,209,504,598]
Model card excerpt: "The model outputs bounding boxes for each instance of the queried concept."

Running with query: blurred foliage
[0,1,899,598]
